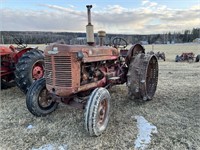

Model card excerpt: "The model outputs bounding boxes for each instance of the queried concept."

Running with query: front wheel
[84,88,111,136]
[26,78,58,117]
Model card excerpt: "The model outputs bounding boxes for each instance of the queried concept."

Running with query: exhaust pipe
[86,5,94,45]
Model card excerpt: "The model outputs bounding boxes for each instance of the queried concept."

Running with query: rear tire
[127,53,158,100]
[195,55,200,62]
[26,78,58,117]
[15,49,44,94]
[84,88,111,136]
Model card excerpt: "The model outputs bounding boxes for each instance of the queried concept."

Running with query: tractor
[26,5,159,136]
[147,51,166,61]
[0,38,44,93]
[175,52,195,62]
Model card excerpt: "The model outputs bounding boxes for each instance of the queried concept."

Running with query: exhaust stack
[86,5,94,45]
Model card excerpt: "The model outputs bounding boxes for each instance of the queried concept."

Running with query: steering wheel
[13,38,27,48]
[112,37,128,48]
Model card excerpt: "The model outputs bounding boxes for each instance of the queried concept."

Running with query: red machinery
[175,52,195,62]
[1,38,44,93]
[26,5,159,136]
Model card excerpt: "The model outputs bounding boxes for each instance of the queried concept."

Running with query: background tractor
[147,51,166,61]
[175,52,195,62]
[26,5,159,136]
[0,38,44,93]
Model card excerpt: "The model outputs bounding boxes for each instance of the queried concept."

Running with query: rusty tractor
[175,52,195,62]
[147,51,165,61]
[26,5,159,136]
[0,38,44,93]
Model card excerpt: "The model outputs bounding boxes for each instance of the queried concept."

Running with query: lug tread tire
[14,49,44,94]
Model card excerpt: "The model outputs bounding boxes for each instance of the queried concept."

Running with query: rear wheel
[195,55,200,62]
[127,53,158,100]
[14,49,44,94]
[84,88,111,136]
[26,78,58,117]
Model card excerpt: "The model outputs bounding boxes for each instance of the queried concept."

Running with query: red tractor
[1,38,44,93]
[26,5,159,136]
[175,52,195,62]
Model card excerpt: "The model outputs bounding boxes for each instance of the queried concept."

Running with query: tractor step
[109,77,120,80]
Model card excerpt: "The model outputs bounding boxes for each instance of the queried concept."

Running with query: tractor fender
[125,44,145,65]
[13,47,41,63]
[0,46,13,56]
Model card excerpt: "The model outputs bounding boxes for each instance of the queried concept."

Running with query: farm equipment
[26,5,159,136]
[0,38,44,93]
[175,52,195,62]
[147,51,165,61]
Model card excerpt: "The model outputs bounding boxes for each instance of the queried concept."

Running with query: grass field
[0,43,200,150]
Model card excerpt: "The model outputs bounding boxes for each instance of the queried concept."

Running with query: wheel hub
[98,99,107,125]
[38,89,53,108]
[32,63,44,80]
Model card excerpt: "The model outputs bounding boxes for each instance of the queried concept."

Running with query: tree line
[0,28,199,45]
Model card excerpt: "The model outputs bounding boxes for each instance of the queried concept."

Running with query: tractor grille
[45,55,72,87]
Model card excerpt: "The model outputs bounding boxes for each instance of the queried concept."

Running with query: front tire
[15,49,44,94]
[84,88,111,136]
[26,78,58,117]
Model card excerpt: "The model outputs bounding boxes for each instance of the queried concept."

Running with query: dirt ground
[0,43,200,150]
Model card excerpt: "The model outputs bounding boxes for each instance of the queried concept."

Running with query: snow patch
[32,144,68,150]
[134,116,158,150]
[27,124,33,129]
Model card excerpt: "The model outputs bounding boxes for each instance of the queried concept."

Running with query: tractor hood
[44,44,119,63]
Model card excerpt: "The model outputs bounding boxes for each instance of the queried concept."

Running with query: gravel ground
[0,43,200,150]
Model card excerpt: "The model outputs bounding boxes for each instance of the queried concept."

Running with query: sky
[0,0,200,34]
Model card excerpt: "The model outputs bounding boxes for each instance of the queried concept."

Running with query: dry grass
[0,43,200,150]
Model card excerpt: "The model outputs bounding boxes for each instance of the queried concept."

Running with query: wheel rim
[38,88,53,109]
[97,99,108,126]
[32,61,44,80]
[146,56,158,98]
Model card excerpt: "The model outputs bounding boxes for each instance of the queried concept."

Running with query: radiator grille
[45,55,72,87]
